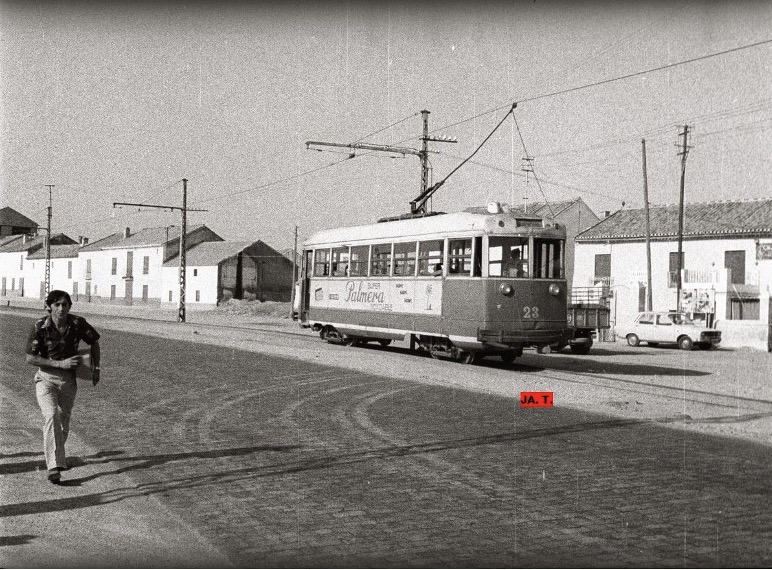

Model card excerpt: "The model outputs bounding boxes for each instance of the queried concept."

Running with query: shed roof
[576,199,772,242]
[162,241,254,267]
[0,207,38,229]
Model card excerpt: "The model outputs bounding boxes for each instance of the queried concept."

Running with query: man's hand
[92,369,101,386]
[59,356,80,370]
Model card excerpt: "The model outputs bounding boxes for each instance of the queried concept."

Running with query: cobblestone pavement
[1,312,771,567]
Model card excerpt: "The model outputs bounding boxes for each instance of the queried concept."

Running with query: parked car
[623,311,721,350]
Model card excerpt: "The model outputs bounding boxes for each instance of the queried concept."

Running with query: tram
[297,202,568,364]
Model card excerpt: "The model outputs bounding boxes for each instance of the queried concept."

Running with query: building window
[594,254,611,285]
[11,278,15,290]
[195,290,200,302]
[193,268,198,277]
[724,251,746,285]
[110,285,116,300]
[169,290,173,302]
[143,256,149,275]
[111,258,117,275]
[668,252,684,288]
[126,251,133,278]
[19,255,23,270]
[729,298,759,320]
[67,261,72,279]
[86,259,92,276]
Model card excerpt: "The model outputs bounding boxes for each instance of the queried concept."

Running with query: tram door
[301,250,313,320]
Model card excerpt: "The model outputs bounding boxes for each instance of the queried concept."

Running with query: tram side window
[313,248,331,277]
[489,237,529,277]
[448,239,472,275]
[533,239,564,279]
[371,244,392,276]
[331,246,349,276]
[349,245,369,277]
[393,242,417,276]
[417,240,444,275]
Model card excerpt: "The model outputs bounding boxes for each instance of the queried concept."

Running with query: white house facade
[574,199,772,351]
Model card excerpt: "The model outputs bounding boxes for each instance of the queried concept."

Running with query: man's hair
[45,289,73,309]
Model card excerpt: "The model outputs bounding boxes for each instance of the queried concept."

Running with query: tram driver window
[313,248,331,277]
[448,239,472,275]
[533,239,564,279]
[489,237,529,277]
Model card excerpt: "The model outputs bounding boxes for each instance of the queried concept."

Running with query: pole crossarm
[305,140,422,157]
[112,201,207,213]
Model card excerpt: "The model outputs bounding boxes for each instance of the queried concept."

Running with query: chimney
[79,236,89,245]
[22,234,27,244]
[603,211,611,218]
[123,227,131,239]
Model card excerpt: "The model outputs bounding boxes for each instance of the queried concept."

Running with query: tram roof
[304,210,564,247]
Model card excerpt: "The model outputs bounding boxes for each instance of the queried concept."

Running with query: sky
[1,0,771,252]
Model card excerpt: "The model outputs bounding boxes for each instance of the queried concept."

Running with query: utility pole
[306,110,456,215]
[289,225,298,319]
[641,140,653,311]
[113,178,206,323]
[675,125,691,312]
[521,156,534,213]
[44,184,54,296]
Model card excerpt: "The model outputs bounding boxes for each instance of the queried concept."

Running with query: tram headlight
[548,283,561,296]
[499,283,514,296]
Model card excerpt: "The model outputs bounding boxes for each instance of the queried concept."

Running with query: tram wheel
[377,339,392,347]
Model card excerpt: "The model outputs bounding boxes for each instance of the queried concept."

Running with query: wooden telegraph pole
[44,185,54,296]
[113,178,206,322]
[641,140,653,312]
[676,126,691,312]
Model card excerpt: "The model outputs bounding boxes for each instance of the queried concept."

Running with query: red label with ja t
[520,391,554,408]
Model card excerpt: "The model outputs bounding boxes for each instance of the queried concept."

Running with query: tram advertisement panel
[310,279,442,315]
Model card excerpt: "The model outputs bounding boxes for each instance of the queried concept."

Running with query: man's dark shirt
[26,314,100,361]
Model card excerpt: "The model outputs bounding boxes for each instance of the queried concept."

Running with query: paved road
[1,313,771,567]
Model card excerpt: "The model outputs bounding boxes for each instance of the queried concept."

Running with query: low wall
[715,320,771,352]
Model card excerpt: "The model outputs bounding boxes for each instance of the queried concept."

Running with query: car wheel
[626,334,640,347]
[648,342,659,347]
[500,350,518,364]
[678,336,694,351]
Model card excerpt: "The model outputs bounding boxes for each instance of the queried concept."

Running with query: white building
[574,199,772,351]
[0,233,77,300]
[76,225,222,305]
[26,244,83,301]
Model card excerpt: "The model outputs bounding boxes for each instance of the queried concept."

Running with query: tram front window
[489,237,528,277]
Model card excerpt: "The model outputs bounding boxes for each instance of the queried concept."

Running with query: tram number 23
[523,306,540,319]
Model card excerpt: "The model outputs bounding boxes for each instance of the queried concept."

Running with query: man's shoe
[47,468,62,484]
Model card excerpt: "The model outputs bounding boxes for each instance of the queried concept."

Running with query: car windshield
[667,313,694,325]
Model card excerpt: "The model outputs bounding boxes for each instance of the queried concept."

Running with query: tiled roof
[0,233,76,253]
[0,207,38,229]
[162,241,254,267]
[27,244,83,259]
[81,224,210,251]
[576,199,772,242]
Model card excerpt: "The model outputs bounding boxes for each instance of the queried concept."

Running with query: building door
[86,281,91,302]
[73,281,78,302]
[19,277,24,296]
[124,280,133,305]
[724,250,745,285]
[1,277,5,296]
[40,281,45,299]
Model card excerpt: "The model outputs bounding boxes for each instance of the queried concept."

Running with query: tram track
[5,305,771,425]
